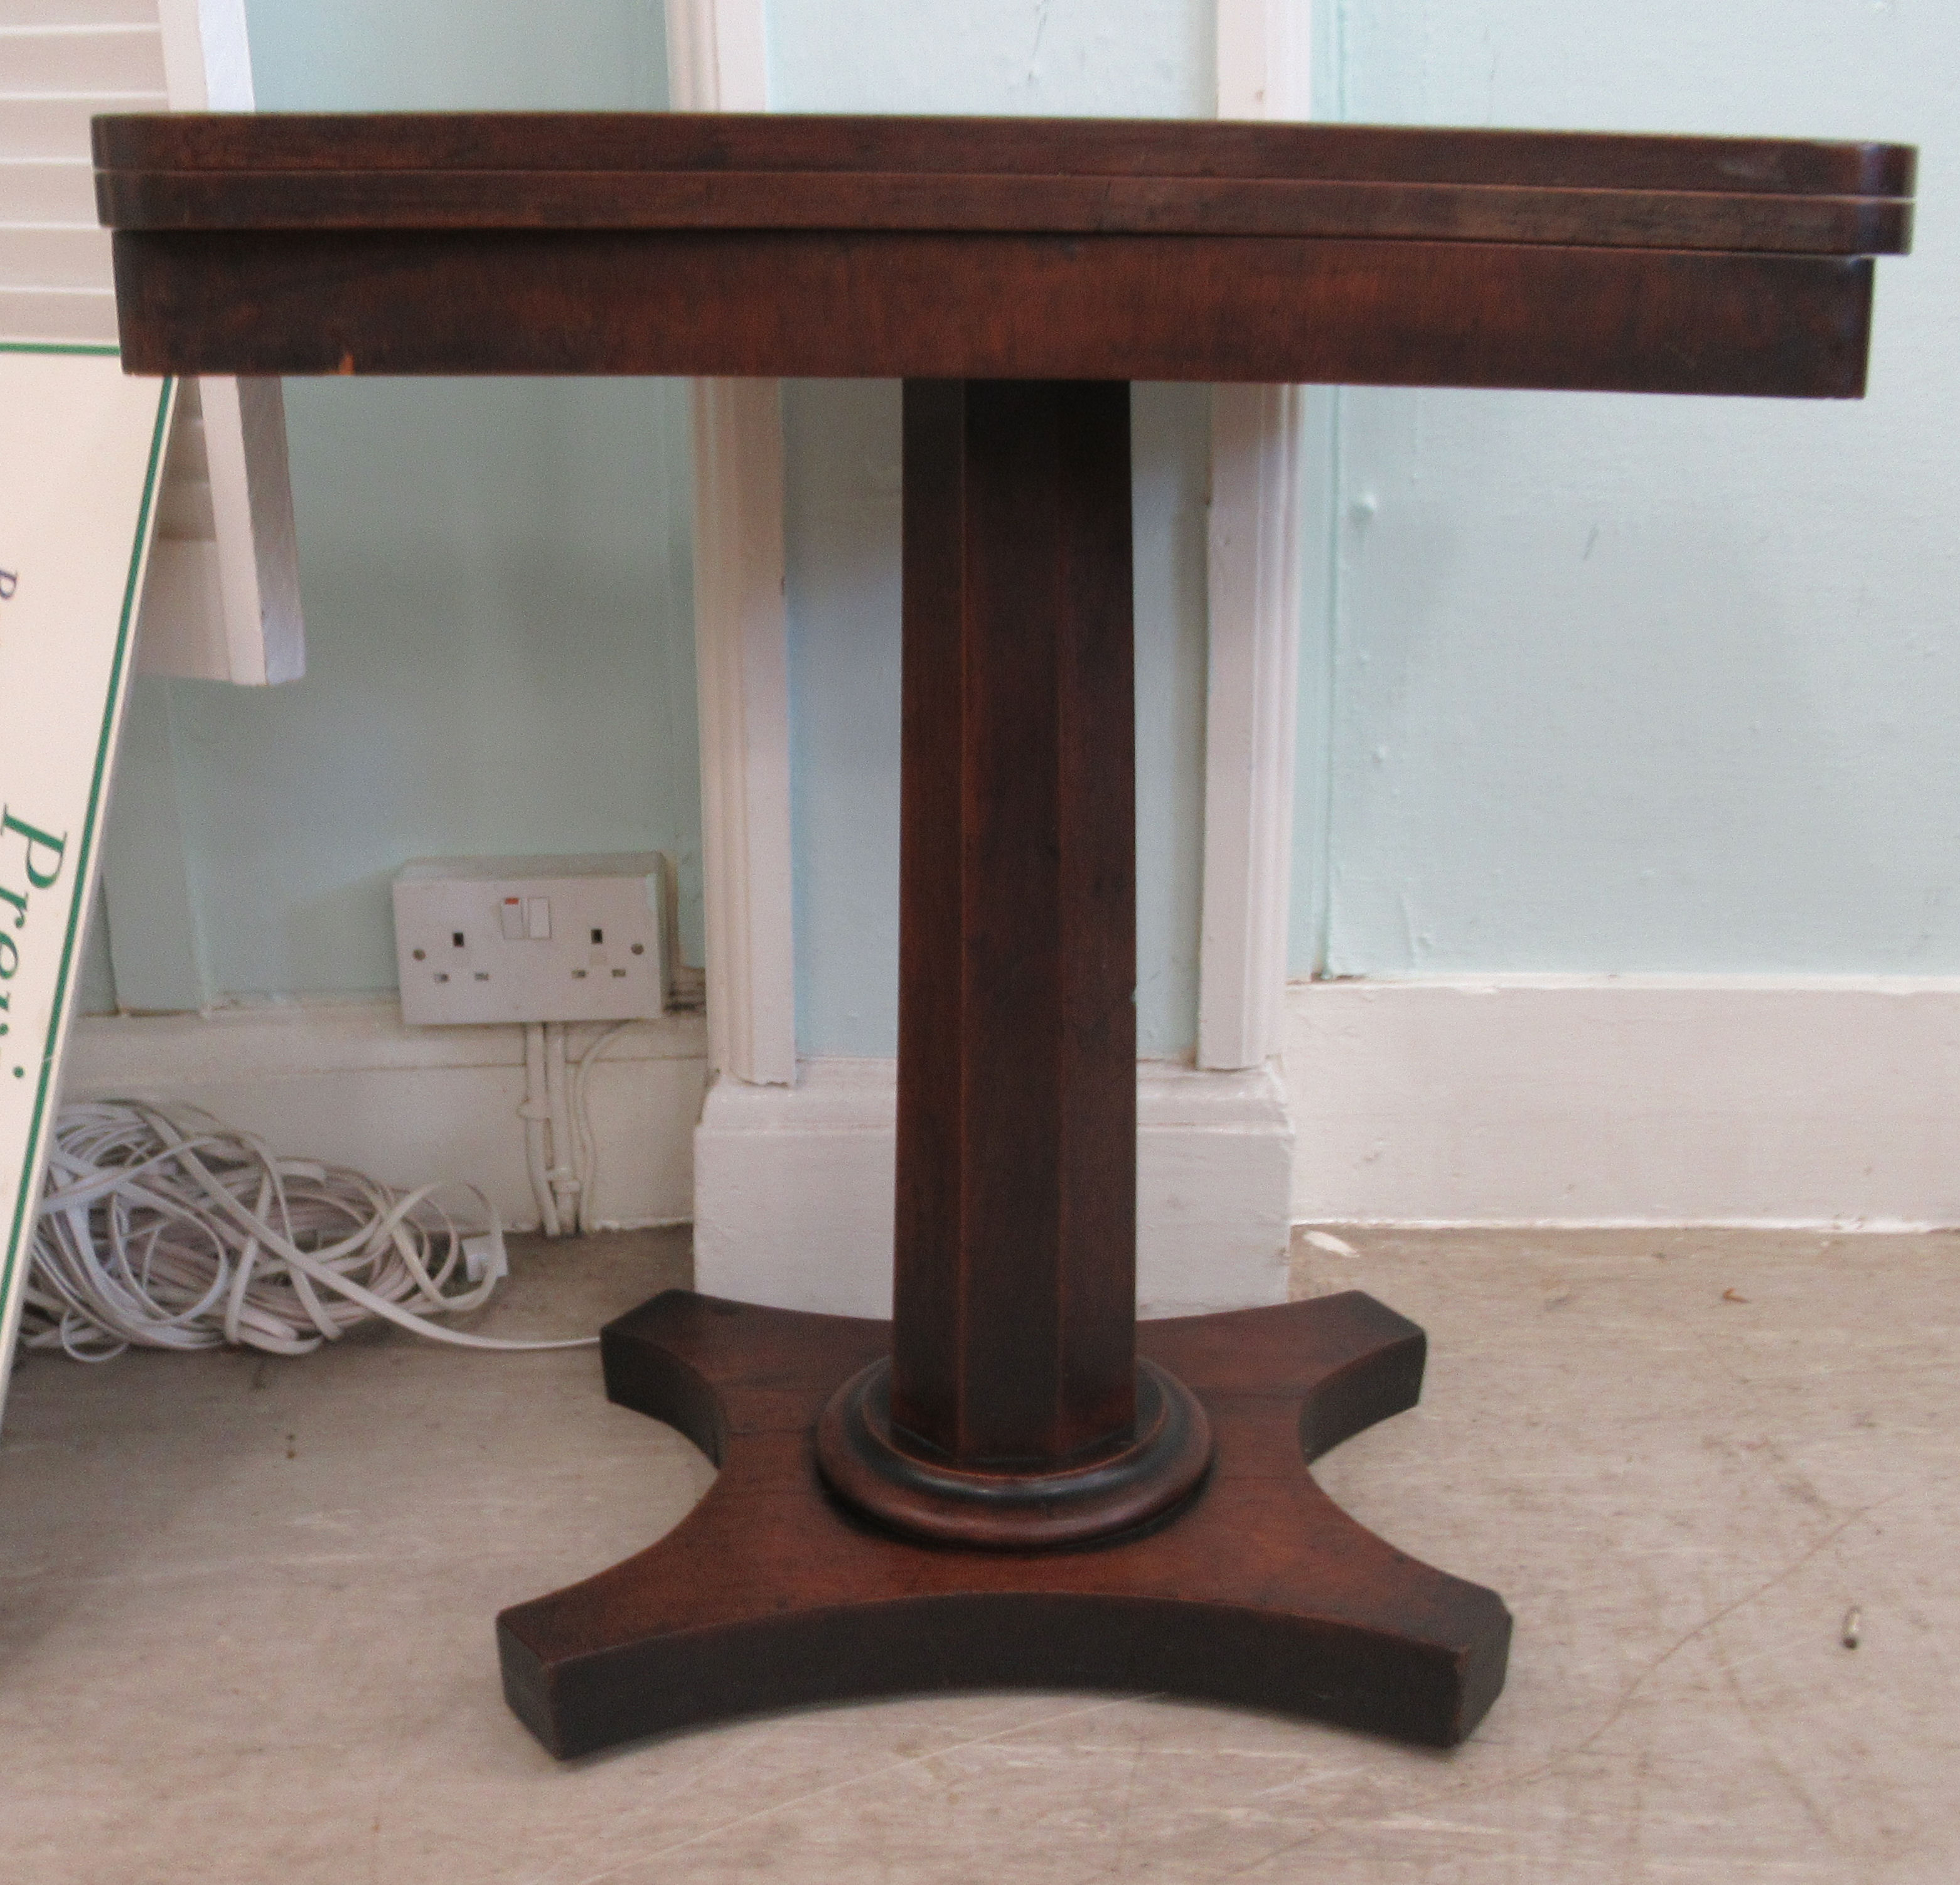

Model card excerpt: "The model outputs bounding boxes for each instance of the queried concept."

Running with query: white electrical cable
[23,1099,596,1362]
[520,1021,560,1237]
[542,1020,582,1231]
[519,1019,631,1237]
[570,1021,631,1235]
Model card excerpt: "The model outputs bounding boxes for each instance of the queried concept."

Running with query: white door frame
[665,0,797,1086]
[1201,0,1314,1069]
[678,0,1312,1087]
[679,0,1312,1308]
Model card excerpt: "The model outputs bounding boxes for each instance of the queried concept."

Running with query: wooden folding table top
[96,112,1913,392]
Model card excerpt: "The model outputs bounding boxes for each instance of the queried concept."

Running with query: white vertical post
[153,0,304,686]
[1200,0,1312,1071]
[667,0,796,1086]
[689,381,796,1085]
[1202,381,1305,1069]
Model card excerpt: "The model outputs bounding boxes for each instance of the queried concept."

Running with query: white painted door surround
[664,0,795,1090]
[682,0,1308,1313]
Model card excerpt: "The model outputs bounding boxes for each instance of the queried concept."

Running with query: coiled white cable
[24,1099,596,1362]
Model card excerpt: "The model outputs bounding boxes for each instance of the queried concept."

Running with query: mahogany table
[95,112,1913,1757]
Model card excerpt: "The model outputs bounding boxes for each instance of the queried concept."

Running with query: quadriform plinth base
[496,1290,1512,1758]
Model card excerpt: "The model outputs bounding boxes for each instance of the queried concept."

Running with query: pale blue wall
[97,0,1954,1025]
[100,0,704,1001]
[99,0,1218,1054]
[1292,1,1960,976]
[768,0,1216,1059]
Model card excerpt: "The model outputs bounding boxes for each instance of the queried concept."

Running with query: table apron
[109,228,1873,397]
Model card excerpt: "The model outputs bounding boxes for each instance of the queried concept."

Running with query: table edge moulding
[94,111,1915,1758]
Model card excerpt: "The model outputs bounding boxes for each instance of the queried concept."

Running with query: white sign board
[0,344,174,1421]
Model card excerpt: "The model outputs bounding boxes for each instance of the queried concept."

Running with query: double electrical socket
[392,854,671,1026]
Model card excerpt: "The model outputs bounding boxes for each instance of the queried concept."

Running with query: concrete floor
[0,1225,1953,1884]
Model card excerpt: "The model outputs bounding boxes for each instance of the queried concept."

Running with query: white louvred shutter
[1,0,303,683]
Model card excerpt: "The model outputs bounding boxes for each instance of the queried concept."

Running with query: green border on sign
[0,350,174,1391]
[0,342,122,356]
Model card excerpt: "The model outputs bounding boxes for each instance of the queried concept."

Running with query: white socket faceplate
[392,855,668,1025]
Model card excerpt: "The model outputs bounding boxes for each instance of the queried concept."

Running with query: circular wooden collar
[815,1356,1213,1551]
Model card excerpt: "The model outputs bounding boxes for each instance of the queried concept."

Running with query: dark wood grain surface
[92,111,1915,200]
[95,169,1909,254]
[96,112,1911,395]
[105,228,1878,395]
[891,380,1137,1469]
[496,1289,1513,1758]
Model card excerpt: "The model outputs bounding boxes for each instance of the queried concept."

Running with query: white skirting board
[1285,976,1960,1229]
[61,978,1950,1305]
[59,999,709,1233]
[694,1057,1295,1318]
